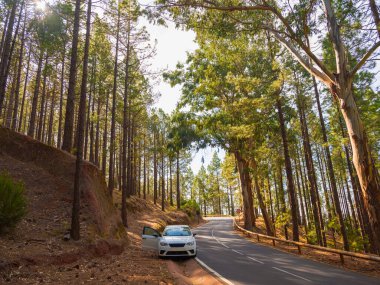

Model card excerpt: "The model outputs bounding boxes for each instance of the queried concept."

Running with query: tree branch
[350,41,380,76]
[270,30,334,85]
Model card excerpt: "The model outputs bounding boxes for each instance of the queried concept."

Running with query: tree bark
[71,0,92,240]
[101,92,109,176]
[12,8,26,131]
[47,81,57,146]
[276,96,299,241]
[108,8,120,196]
[176,149,181,209]
[57,48,65,148]
[235,151,255,230]
[0,0,18,113]
[121,14,130,227]
[62,0,82,152]
[18,44,30,132]
[27,49,43,138]
[37,55,48,141]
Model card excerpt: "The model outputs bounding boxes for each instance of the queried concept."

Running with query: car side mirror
[193,233,197,237]
[153,234,159,238]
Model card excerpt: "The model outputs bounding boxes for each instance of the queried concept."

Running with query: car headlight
[186,241,194,246]
[160,242,168,246]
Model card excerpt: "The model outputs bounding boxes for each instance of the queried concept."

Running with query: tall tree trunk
[143,134,147,200]
[235,151,255,230]
[169,158,173,206]
[154,131,158,204]
[0,10,10,56]
[5,59,17,128]
[18,44,30,132]
[276,96,299,241]
[176,149,180,209]
[89,60,96,163]
[70,0,91,240]
[57,49,65,148]
[12,8,26,131]
[47,81,56,146]
[71,0,92,240]
[27,49,43,138]
[161,137,165,211]
[0,0,18,113]
[94,93,100,166]
[37,55,48,141]
[62,0,82,152]
[121,14,130,227]
[337,112,375,252]
[108,9,120,196]
[101,92,109,176]
[229,186,235,216]
[251,166,273,235]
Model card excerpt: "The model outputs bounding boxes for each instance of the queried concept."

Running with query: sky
[138,13,225,174]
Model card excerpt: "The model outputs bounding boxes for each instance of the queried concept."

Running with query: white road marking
[272,267,312,282]
[247,256,264,264]
[212,228,230,248]
[232,249,244,255]
[195,257,235,285]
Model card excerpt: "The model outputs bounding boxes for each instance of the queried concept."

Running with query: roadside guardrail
[233,218,380,265]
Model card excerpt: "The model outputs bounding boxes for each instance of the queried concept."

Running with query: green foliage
[180,199,200,218]
[275,212,290,229]
[327,216,341,232]
[306,226,319,245]
[345,222,369,252]
[0,173,27,233]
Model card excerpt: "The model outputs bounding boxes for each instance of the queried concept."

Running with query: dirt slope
[0,127,122,238]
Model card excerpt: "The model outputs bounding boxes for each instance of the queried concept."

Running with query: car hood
[161,236,194,243]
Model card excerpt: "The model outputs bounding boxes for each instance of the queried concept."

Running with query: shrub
[0,172,27,233]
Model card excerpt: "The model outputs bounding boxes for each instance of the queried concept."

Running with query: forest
[1,0,380,259]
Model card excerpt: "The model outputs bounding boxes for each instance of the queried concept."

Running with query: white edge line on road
[247,256,264,264]
[195,257,235,285]
[232,249,244,255]
[272,267,311,282]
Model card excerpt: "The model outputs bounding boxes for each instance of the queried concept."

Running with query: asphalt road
[193,217,380,285]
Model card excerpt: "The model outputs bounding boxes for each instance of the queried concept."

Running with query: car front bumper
[159,246,196,257]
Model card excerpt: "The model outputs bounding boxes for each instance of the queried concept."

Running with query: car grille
[167,251,188,255]
[169,243,185,247]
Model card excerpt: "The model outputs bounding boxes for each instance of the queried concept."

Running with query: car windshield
[163,227,191,236]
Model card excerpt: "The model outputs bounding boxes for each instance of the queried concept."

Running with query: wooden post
[340,254,344,265]
[273,240,276,246]
[257,235,260,242]
[297,245,302,254]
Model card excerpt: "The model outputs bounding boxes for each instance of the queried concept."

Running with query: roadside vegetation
[0,172,27,233]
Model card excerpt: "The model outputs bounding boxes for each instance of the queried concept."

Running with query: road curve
[193,217,380,285]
